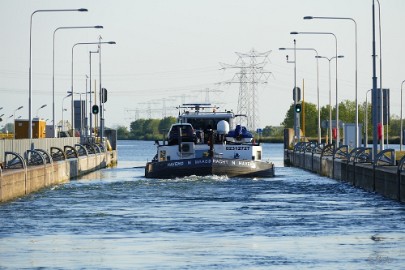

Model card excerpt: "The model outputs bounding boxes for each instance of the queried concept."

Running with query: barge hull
[145,157,274,179]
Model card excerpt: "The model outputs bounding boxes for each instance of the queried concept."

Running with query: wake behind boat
[145,104,274,179]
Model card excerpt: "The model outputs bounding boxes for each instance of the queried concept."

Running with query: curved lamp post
[36,104,47,118]
[71,41,116,136]
[291,31,339,145]
[316,56,344,144]
[304,15,358,148]
[6,115,13,134]
[13,105,23,125]
[282,40,299,141]
[13,106,23,138]
[62,93,72,132]
[52,25,102,137]
[280,47,320,144]
[29,8,87,139]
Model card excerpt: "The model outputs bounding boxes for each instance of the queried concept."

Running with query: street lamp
[283,40,299,141]
[62,93,72,132]
[13,106,23,135]
[291,31,340,145]
[279,47,320,144]
[52,25,103,137]
[89,50,99,138]
[6,115,13,134]
[29,8,88,139]
[304,15,358,148]
[98,37,117,142]
[71,40,116,136]
[316,55,344,144]
[36,104,47,118]
[11,106,23,138]
[376,0,385,149]
[401,80,405,151]
[371,0,379,159]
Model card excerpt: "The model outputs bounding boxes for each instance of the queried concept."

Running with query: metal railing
[0,138,79,163]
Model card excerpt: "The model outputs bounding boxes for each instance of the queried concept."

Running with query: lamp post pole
[293,40,298,141]
[89,50,99,139]
[13,106,23,137]
[316,56,344,145]
[36,104,47,118]
[291,31,339,146]
[29,8,87,139]
[6,115,13,135]
[284,40,299,141]
[280,47,320,144]
[99,36,103,142]
[52,25,102,138]
[62,93,72,133]
[98,37,116,142]
[365,89,372,147]
[401,81,405,151]
[71,41,115,137]
[85,75,89,138]
[304,16,358,148]
[372,0,379,160]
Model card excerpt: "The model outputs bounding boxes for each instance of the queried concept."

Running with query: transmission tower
[193,88,223,103]
[125,108,140,122]
[140,101,160,119]
[171,94,197,106]
[220,48,272,130]
[156,98,175,118]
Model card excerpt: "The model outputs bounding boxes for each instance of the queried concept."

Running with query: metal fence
[0,138,80,163]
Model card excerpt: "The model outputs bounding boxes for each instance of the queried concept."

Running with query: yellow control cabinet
[14,119,46,139]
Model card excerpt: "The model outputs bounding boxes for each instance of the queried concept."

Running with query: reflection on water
[0,141,404,269]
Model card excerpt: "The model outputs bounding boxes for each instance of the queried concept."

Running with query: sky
[1,0,405,130]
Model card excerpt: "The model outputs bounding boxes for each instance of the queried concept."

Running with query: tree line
[117,99,399,142]
[116,116,285,141]
[281,99,402,142]
[116,117,177,140]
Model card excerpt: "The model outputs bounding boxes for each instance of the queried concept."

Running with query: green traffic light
[295,104,302,113]
[92,105,99,114]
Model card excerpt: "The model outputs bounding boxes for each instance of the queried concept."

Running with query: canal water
[0,140,404,269]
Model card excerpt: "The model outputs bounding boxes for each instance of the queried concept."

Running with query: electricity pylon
[220,48,272,130]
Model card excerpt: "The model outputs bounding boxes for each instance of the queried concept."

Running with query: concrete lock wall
[288,150,404,203]
[0,151,117,203]
[304,153,313,171]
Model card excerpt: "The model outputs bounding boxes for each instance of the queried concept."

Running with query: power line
[220,48,272,130]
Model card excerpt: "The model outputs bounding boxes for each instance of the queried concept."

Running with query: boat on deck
[144,103,274,179]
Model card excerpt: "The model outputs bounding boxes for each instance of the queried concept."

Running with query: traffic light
[295,103,302,113]
[92,105,99,114]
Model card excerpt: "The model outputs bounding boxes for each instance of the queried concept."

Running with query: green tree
[116,125,130,139]
[260,126,284,137]
[158,116,176,134]
[388,115,400,140]
[301,102,318,137]
[130,119,146,137]
[281,103,295,129]
[281,102,318,137]
[262,126,272,137]
[143,119,160,135]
